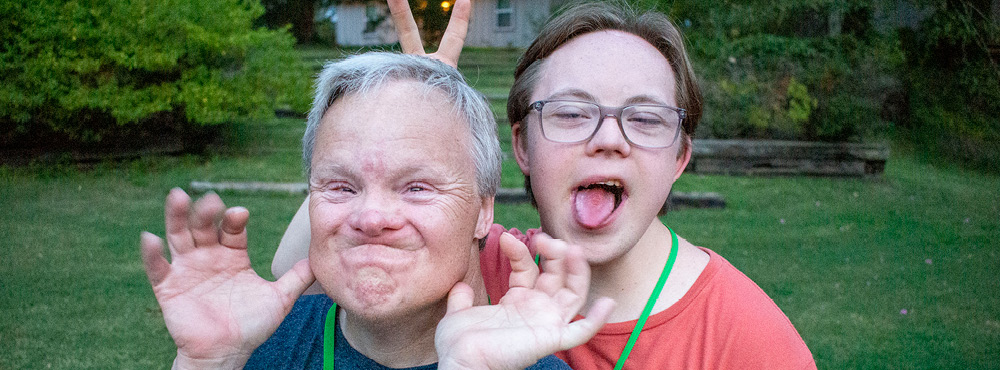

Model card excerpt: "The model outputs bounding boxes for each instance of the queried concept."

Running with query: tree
[901,0,1000,169]
[260,0,338,44]
[0,0,311,148]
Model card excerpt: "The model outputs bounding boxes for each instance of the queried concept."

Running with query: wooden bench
[689,139,890,177]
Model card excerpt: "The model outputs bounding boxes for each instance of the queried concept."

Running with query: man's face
[512,30,690,264]
[308,81,492,320]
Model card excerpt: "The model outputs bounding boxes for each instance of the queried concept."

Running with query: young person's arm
[141,189,315,369]
[271,196,323,294]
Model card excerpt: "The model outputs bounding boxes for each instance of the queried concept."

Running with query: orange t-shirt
[480,224,816,369]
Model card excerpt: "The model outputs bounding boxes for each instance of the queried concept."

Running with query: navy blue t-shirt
[246,294,570,370]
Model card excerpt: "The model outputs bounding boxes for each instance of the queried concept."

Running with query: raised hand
[435,233,615,370]
[140,188,315,369]
[387,0,470,67]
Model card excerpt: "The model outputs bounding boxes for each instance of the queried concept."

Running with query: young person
[141,52,613,370]
[275,1,816,368]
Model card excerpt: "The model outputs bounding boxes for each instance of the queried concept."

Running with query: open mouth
[580,180,624,209]
[573,180,626,228]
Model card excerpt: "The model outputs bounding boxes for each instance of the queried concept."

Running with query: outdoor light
[441,1,451,11]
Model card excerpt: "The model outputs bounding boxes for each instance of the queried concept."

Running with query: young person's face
[308,81,492,320]
[513,30,690,264]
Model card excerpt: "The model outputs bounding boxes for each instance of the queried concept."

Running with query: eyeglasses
[529,100,686,149]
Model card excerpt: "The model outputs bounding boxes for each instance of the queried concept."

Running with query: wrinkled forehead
[312,81,475,177]
[331,78,458,115]
[317,80,464,138]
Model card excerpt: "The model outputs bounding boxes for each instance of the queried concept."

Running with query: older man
[140,52,612,369]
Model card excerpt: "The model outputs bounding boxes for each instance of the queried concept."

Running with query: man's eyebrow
[309,163,351,179]
[393,163,459,184]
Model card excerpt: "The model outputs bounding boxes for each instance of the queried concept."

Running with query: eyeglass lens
[538,101,681,148]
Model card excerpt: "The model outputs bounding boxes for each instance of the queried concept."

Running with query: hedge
[0,0,311,144]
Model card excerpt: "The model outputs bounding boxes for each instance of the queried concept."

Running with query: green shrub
[0,0,311,144]
[901,0,1000,171]
[786,77,818,126]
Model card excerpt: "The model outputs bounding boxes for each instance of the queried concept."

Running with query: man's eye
[331,184,356,193]
[408,185,427,192]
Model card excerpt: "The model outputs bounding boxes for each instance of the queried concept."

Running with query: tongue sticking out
[574,187,617,228]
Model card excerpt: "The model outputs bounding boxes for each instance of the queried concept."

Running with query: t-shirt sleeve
[479,224,536,302]
[709,258,816,369]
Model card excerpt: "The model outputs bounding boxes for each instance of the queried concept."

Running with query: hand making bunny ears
[386,0,470,68]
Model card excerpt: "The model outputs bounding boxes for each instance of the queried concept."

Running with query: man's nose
[585,114,632,156]
[350,193,404,236]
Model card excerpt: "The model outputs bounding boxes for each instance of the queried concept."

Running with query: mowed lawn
[2,48,999,369]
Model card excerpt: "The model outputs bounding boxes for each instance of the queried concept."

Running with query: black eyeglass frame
[528,99,687,149]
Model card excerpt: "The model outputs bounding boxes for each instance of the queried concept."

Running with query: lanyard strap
[613,226,679,370]
[324,303,338,370]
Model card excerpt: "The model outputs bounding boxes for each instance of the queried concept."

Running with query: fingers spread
[388,0,424,54]
[446,282,475,314]
[190,192,226,248]
[500,232,538,289]
[141,231,171,287]
[164,188,195,255]
[219,207,249,250]
[436,0,471,67]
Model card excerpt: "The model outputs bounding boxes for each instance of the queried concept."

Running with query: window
[496,0,513,30]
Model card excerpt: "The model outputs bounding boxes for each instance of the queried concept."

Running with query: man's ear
[673,135,693,181]
[475,196,495,240]
[510,122,530,176]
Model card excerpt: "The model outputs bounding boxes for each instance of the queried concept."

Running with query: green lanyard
[613,226,679,370]
[323,302,338,370]
[322,227,678,370]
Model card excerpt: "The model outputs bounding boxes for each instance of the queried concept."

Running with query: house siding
[335,3,398,47]
[465,0,552,48]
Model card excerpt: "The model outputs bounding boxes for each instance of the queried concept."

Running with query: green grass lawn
[2,47,999,369]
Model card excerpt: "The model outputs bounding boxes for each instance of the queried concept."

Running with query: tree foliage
[259,0,339,43]
[901,0,1000,170]
[633,0,999,170]
[0,0,311,144]
[636,0,903,142]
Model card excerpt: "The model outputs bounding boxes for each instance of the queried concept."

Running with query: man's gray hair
[303,52,502,198]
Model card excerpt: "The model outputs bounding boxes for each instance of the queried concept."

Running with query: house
[335,0,1000,49]
[334,0,574,48]
[464,0,572,48]
[333,1,399,46]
